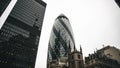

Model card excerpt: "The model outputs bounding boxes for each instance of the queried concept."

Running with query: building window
[107,53,112,57]
[72,55,74,59]
[78,55,80,59]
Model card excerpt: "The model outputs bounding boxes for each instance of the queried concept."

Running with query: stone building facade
[85,46,120,68]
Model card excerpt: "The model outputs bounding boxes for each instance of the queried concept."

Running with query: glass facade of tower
[0,0,46,68]
[47,14,75,61]
[115,0,120,7]
[0,0,11,17]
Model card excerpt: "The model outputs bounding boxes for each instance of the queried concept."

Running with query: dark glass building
[0,0,11,17]
[0,0,46,68]
[47,14,75,64]
[0,0,17,28]
[115,0,120,7]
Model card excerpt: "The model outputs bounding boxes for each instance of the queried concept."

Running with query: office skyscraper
[115,0,120,7]
[0,0,46,68]
[0,0,17,29]
[0,0,11,16]
[47,14,75,67]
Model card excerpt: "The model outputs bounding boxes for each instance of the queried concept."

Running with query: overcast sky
[0,0,120,68]
[35,0,120,68]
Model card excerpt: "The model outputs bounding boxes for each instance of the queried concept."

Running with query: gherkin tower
[47,14,75,62]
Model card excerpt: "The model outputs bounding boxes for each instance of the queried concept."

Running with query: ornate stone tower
[68,44,84,68]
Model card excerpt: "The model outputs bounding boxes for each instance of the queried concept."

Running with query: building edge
[35,0,47,7]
